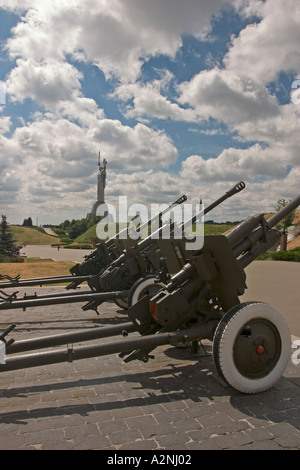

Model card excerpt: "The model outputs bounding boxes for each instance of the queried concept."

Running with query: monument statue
[89,151,108,217]
[97,153,107,204]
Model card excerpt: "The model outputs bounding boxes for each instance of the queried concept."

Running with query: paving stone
[63,423,100,439]
[73,433,112,450]
[41,439,75,450]
[187,425,222,441]
[110,406,144,419]
[108,429,143,445]
[244,427,274,442]
[238,440,285,450]
[268,422,299,437]
[140,422,178,439]
[172,418,203,433]
[98,418,129,435]
[187,439,220,450]
[155,431,191,448]
[184,403,217,419]
[118,439,159,450]
[125,414,158,430]
[0,434,26,450]
[153,409,189,424]
[274,433,300,449]
[197,412,234,427]
[213,431,254,449]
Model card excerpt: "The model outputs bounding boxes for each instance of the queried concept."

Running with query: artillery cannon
[0,194,188,312]
[0,188,299,394]
[0,182,245,313]
[83,181,246,312]
[0,194,187,291]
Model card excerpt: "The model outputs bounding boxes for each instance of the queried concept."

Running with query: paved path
[21,245,93,263]
[42,227,59,237]
[0,261,299,451]
[241,260,300,338]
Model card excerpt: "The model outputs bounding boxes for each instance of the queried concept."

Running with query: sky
[0,0,300,226]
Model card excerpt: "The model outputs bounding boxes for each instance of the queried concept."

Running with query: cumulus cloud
[3,0,229,83]
[91,120,178,170]
[0,115,12,134]
[104,170,182,205]
[113,72,198,122]
[227,0,300,85]
[6,59,83,107]
[1,0,300,225]
[0,113,178,223]
[10,115,178,179]
[114,65,281,128]
[180,145,289,183]
[178,67,280,125]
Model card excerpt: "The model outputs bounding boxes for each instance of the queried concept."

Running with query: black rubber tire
[114,297,128,310]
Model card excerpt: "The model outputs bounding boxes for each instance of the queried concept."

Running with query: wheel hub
[233,319,281,379]
[256,344,265,355]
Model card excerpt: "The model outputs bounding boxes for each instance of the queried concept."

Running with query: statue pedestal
[87,202,114,222]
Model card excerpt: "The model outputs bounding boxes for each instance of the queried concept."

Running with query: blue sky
[0,0,299,225]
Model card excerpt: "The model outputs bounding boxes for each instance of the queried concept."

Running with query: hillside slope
[10,226,58,245]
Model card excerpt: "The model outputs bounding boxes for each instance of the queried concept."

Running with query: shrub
[0,255,24,263]
[258,247,300,262]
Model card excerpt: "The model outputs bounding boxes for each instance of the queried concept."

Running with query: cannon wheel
[114,297,128,310]
[212,302,291,394]
[127,275,165,307]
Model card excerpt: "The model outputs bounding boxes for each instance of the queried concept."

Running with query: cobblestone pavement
[0,278,299,451]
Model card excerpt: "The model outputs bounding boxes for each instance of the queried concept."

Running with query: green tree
[275,198,296,234]
[86,215,101,229]
[275,198,296,252]
[22,217,33,227]
[69,219,88,239]
[0,215,19,256]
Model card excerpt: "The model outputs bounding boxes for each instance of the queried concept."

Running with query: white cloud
[4,1,79,61]
[90,120,178,170]
[180,144,289,183]
[233,103,300,167]
[178,67,279,125]
[113,72,198,122]
[105,170,182,205]
[0,114,178,223]
[0,115,12,134]
[11,115,177,174]
[6,58,83,106]
[226,0,300,85]
[2,0,230,83]
[113,66,281,128]
[72,0,230,82]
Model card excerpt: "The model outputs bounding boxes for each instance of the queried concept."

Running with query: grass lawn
[0,257,75,281]
[10,226,57,245]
